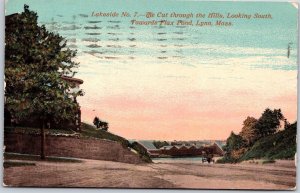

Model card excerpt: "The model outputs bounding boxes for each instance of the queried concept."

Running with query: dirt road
[3,159,296,190]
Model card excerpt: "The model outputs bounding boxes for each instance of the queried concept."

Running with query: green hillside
[240,122,296,161]
[80,122,130,147]
[81,123,152,163]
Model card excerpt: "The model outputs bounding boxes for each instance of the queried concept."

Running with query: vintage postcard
[3,0,297,190]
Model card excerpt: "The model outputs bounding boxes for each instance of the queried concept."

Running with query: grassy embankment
[4,152,83,163]
[240,123,296,161]
[218,122,296,163]
[4,152,83,168]
[4,161,36,168]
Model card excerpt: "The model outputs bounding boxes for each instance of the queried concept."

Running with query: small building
[160,145,174,150]
[211,142,225,156]
[61,76,84,131]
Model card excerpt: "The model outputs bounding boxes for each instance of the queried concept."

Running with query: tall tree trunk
[40,119,46,160]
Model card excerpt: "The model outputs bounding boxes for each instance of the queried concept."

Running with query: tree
[283,118,291,130]
[255,108,284,138]
[239,116,258,146]
[223,132,247,161]
[93,116,109,131]
[223,132,246,153]
[93,117,100,128]
[5,5,83,159]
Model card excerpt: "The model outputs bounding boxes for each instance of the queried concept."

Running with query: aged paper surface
[4,0,297,189]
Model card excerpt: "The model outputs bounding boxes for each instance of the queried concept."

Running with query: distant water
[152,157,206,163]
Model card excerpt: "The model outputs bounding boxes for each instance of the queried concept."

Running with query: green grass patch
[4,161,36,168]
[216,156,238,164]
[4,153,83,163]
[130,142,152,163]
[4,126,77,136]
[262,159,276,164]
[80,122,130,148]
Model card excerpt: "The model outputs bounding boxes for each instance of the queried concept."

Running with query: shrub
[262,159,276,164]
[130,142,152,163]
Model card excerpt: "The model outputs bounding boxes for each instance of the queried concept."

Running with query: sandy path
[3,159,296,190]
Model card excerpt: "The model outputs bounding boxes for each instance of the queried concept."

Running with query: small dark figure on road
[202,154,214,164]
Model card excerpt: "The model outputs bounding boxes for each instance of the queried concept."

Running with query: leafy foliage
[5,5,83,124]
[221,132,246,161]
[5,5,83,159]
[223,132,246,152]
[239,116,258,146]
[216,156,238,164]
[130,142,152,163]
[255,108,284,138]
[93,116,109,131]
[219,108,295,164]
[240,122,296,161]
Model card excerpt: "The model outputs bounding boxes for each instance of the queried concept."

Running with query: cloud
[79,14,88,18]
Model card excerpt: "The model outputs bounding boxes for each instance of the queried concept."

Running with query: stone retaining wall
[4,133,144,164]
